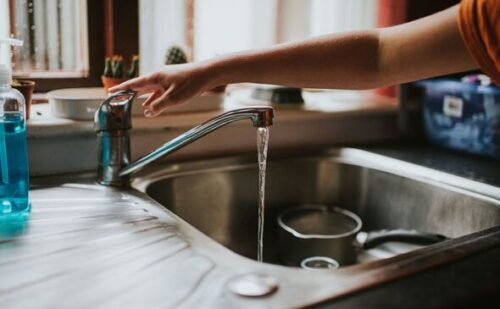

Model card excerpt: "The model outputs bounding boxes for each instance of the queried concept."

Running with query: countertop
[1,145,500,308]
[2,87,500,308]
[367,143,500,188]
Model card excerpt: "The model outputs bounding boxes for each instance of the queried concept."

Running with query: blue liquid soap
[0,39,30,217]
[1,118,29,214]
[0,113,30,214]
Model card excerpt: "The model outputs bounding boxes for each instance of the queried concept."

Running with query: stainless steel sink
[134,148,500,268]
[4,148,499,308]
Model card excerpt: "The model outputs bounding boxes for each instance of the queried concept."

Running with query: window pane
[194,0,275,60]
[310,0,378,36]
[139,0,186,74]
[277,0,378,42]
[9,0,89,78]
[139,0,378,69]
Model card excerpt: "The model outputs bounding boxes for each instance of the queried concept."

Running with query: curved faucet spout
[95,96,274,186]
[119,107,274,178]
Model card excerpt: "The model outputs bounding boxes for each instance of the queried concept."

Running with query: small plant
[103,57,113,77]
[165,46,188,65]
[102,55,139,92]
[126,55,139,78]
[103,55,139,78]
[112,55,124,78]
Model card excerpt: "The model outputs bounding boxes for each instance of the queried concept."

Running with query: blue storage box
[419,77,500,159]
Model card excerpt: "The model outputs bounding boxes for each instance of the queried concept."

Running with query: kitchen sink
[134,148,500,268]
[3,148,497,309]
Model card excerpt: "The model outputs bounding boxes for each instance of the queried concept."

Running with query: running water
[256,127,270,262]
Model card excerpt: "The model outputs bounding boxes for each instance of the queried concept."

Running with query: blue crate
[418,78,500,159]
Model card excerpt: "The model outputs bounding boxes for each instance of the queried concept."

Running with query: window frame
[9,0,139,92]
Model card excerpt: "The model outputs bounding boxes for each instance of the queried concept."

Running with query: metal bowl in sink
[277,205,448,268]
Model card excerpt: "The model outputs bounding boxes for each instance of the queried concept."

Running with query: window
[9,0,89,78]
[2,0,117,92]
[193,0,276,60]
[139,0,380,73]
[139,0,186,74]
[309,0,379,36]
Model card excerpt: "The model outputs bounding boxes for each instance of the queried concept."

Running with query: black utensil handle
[362,229,448,250]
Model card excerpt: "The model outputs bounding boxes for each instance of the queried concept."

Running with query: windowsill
[15,71,88,79]
[28,89,398,137]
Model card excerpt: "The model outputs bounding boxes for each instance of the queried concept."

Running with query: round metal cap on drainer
[301,256,340,270]
[226,273,279,297]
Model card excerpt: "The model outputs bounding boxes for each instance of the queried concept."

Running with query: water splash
[256,127,269,262]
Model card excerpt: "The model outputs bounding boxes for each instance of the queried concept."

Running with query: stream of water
[256,127,270,262]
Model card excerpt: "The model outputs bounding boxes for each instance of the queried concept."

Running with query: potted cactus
[165,46,188,65]
[101,55,140,93]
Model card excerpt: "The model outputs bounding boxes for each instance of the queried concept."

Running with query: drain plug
[226,273,279,297]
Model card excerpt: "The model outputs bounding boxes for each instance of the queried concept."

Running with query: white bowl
[47,87,224,120]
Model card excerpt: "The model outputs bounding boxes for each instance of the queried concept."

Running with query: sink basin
[4,148,499,308]
[135,148,500,268]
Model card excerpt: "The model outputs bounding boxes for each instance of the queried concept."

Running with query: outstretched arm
[111,5,477,117]
[210,5,475,88]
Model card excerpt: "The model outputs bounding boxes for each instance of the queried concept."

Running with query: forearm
[207,30,383,90]
[206,5,476,90]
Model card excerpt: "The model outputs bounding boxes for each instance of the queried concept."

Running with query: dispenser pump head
[0,38,23,86]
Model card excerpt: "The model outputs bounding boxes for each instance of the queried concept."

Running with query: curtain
[193,0,276,61]
[139,0,277,70]
[139,0,380,72]
[309,0,379,36]
[139,0,186,74]
[11,0,86,74]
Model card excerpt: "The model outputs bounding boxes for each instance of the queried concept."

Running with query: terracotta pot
[11,80,35,120]
[101,76,129,93]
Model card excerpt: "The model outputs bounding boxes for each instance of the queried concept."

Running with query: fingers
[107,67,203,117]
[141,90,163,108]
[144,87,181,117]
[108,73,160,94]
[108,77,143,93]
[143,91,171,118]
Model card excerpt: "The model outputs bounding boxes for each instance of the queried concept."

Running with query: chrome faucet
[95,90,274,187]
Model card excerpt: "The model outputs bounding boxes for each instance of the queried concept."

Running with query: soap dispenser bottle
[0,38,30,215]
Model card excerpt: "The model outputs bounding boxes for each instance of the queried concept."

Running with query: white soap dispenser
[0,38,30,216]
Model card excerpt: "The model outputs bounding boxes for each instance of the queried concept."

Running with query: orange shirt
[458,0,500,84]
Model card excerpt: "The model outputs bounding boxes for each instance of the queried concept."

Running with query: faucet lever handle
[95,90,136,132]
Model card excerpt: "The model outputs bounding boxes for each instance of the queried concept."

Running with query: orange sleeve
[458,0,500,84]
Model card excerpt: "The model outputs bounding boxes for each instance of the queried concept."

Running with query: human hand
[108,63,213,117]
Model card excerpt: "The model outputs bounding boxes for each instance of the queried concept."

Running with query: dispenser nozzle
[0,38,23,86]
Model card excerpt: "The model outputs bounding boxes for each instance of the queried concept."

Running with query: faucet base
[97,164,131,187]
[97,179,131,188]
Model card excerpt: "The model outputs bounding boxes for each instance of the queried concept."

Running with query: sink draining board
[0,184,218,309]
[0,182,359,309]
